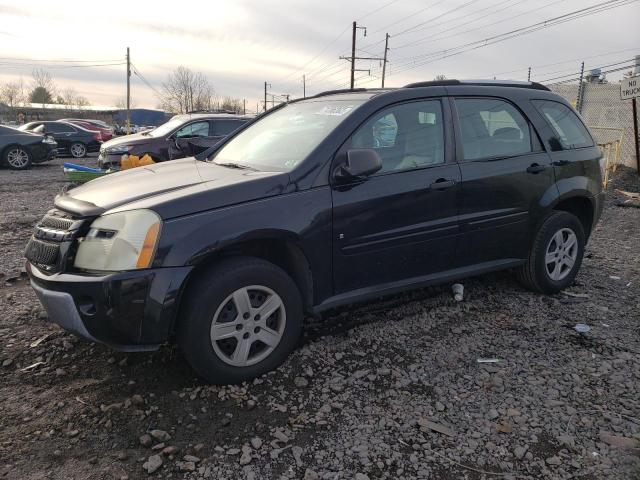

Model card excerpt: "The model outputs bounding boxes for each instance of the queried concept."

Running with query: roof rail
[186,109,238,114]
[312,88,368,98]
[404,79,550,91]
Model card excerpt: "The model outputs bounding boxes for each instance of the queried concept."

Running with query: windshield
[142,116,186,137]
[211,99,364,171]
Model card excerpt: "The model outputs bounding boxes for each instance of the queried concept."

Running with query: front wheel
[178,257,303,384]
[3,146,32,170]
[69,142,87,158]
[517,211,585,294]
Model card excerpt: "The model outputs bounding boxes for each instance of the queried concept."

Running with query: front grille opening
[25,238,59,266]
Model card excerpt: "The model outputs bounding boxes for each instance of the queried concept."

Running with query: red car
[62,119,113,141]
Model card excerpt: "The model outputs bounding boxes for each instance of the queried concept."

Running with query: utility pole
[264,82,268,112]
[350,21,356,89]
[527,66,531,82]
[576,61,585,113]
[303,74,306,98]
[126,47,131,134]
[243,99,246,115]
[340,22,383,90]
[381,33,390,88]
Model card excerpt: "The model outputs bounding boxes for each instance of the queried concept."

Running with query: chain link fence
[546,82,638,170]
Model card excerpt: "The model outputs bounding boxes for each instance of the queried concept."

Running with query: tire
[69,142,87,158]
[3,145,32,170]
[178,257,303,384]
[517,211,585,294]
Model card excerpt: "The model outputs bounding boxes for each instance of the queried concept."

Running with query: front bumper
[98,150,123,168]
[27,262,192,351]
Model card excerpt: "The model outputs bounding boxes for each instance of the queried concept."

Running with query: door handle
[526,163,547,174]
[429,178,456,190]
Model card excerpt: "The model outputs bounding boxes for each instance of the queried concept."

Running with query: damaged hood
[55,158,290,219]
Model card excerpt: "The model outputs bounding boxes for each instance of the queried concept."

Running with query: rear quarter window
[532,100,593,151]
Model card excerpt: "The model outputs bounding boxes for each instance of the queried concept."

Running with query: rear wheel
[3,146,32,170]
[517,211,585,294]
[178,257,303,384]
[69,142,87,158]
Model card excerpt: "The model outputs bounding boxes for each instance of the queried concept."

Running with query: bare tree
[115,97,136,109]
[30,68,56,105]
[0,79,26,108]
[158,66,216,113]
[219,96,244,114]
[61,87,78,108]
[74,95,90,110]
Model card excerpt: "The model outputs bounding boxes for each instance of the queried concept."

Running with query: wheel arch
[551,194,594,238]
[172,234,315,336]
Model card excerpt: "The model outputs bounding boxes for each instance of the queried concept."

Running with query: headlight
[74,209,161,272]
[107,145,134,154]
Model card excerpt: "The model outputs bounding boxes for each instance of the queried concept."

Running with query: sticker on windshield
[315,105,355,116]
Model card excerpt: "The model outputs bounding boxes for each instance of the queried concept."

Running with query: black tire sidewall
[533,212,585,293]
[3,146,32,170]
[179,258,303,384]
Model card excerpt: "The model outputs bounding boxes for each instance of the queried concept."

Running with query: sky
[0,0,639,113]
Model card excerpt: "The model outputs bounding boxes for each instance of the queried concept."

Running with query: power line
[0,62,126,69]
[387,0,638,77]
[0,56,123,63]
[392,0,537,51]
[130,63,162,97]
[537,58,636,83]
[482,47,640,78]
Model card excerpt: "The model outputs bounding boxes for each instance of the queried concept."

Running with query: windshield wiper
[215,162,258,171]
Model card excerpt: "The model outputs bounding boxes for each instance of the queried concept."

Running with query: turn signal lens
[136,222,161,268]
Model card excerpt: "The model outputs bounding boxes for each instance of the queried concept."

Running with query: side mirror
[334,149,382,180]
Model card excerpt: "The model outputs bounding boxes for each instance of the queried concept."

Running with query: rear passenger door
[452,97,555,266]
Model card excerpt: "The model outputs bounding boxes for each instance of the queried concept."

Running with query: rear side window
[455,98,532,161]
[532,100,593,151]
[213,120,245,136]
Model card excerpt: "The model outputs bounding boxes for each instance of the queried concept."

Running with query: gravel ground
[0,156,639,480]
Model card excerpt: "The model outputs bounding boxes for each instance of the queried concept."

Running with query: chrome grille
[25,238,60,265]
[25,209,88,273]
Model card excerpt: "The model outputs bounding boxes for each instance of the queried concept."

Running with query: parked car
[61,118,114,141]
[0,125,57,170]
[19,121,101,158]
[97,113,250,168]
[25,80,605,384]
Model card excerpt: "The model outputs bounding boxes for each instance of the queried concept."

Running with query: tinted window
[456,98,532,160]
[47,122,75,133]
[351,100,445,173]
[213,120,245,136]
[532,100,593,150]
[175,121,210,138]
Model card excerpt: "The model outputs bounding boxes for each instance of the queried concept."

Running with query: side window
[455,98,532,161]
[213,120,244,136]
[175,121,210,138]
[45,123,67,133]
[532,100,593,151]
[351,100,445,173]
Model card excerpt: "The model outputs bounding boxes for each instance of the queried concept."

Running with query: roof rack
[186,109,239,114]
[404,79,550,91]
[312,88,368,98]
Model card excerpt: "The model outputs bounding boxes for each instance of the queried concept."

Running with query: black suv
[25,80,605,384]
[97,113,250,168]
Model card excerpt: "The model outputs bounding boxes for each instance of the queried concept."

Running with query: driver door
[331,99,461,294]
[169,120,212,159]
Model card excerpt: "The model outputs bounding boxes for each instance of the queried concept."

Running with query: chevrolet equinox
[25,80,605,384]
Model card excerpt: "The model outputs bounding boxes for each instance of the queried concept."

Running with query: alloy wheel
[210,285,286,367]
[7,148,29,168]
[70,143,86,158]
[545,227,578,281]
